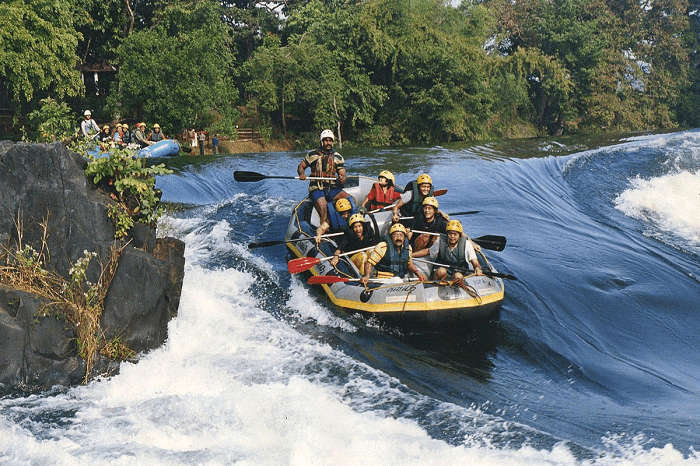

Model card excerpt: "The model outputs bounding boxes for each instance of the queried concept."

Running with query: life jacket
[134,129,148,147]
[375,236,410,277]
[438,235,467,267]
[327,197,356,232]
[121,131,131,143]
[401,181,434,217]
[150,130,164,142]
[307,148,343,190]
[338,221,376,252]
[368,182,400,211]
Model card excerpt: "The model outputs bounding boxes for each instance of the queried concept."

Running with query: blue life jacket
[375,236,410,277]
[327,197,356,231]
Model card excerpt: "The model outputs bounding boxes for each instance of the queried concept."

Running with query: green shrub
[82,147,173,238]
[356,125,392,147]
[27,98,76,142]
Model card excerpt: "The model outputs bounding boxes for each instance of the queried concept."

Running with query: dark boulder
[0,142,184,391]
[0,286,85,389]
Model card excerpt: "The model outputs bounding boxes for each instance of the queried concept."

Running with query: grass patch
[0,211,131,383]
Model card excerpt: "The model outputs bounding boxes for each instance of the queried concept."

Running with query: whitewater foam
[615,171,700,247]
[2,180,698,464]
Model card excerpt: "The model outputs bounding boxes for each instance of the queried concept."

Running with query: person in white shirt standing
[80,110,100,139]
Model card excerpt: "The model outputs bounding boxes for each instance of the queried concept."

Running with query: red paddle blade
[287,256,321,274]
[434,189,447,196]
[307,275,350,285]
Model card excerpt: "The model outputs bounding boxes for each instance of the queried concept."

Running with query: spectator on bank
[212,134,219,155]
[190,129,198,150]
[81,110,100,139]
[148,123,165,142]
[198,130,206,155]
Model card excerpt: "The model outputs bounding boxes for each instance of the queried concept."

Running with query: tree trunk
[125,0,134,35]
[281,76,286,137]
[333,96,342,149]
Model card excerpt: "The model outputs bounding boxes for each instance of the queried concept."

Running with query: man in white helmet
[80,110,100,139]
[297,129,350,228]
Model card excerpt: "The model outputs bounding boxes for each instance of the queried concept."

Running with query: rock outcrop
[0,142,184,391]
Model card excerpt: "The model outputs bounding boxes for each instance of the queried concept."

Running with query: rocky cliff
[0,142,184,391]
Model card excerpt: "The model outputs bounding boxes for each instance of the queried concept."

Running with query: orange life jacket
[368,182,400,211]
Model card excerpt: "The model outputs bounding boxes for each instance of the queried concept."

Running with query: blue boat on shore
[138,139,180,158]
[87,139,181,159]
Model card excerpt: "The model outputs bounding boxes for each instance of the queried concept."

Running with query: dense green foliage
[112,1,238,134]
[82,146,173,238]
[0,0,84,111]
[27,97,76,142]
[2,0,698,144]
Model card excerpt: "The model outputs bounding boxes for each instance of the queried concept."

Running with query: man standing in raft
[297,129,349,230]
[361,223,426,286]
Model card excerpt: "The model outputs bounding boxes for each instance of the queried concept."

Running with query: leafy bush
[356,125,392,147]
[83,147,173,238]
[208,109,240,139]
[27,98,76,142]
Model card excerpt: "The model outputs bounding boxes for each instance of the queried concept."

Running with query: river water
[1,130,699,464]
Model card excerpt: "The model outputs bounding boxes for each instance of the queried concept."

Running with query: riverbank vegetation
[1,0,698,145]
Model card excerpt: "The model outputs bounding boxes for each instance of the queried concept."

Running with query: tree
[0,0,83,113]
[27,97,75,142]
[114,0,239,133]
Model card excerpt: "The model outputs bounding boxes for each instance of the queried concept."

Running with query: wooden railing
[236,127,260,142]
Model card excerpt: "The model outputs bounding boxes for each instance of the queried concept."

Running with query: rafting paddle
[248,232,344,249]
[367,189,448,214]
[287,246,375,274]
[413,258,517,280]
[411,230,507,252]
[307,276,422,285]
[400,210,481,220]
[234,170,336,182]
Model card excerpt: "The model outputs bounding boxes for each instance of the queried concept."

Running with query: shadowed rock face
[0,142,184,391]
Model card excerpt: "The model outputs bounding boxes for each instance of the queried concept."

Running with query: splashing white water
[615,171,700,247]
[1,214,697,465]
[286,277,357,332]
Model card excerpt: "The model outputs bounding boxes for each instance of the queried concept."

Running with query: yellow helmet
[389,223,407,235]
[153,123,160,129]
[348,213,364,226]
[123,123,129,129]
[422,196,438,209]
[378,170,395,186]
[102,125,110,130]
[416,173,432,185]
[335,198,352,213]
[446,220,463,234]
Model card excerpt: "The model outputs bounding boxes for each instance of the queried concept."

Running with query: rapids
[1,130,698,464]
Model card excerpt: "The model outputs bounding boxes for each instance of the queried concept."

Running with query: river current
[1,130,698,464]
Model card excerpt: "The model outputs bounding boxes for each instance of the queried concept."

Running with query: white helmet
[84,110,92,116]
[320,129,335,142]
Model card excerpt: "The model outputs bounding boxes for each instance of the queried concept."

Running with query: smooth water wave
[2,130,699,464]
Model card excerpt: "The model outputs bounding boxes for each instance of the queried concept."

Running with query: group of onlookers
[183,128,219,155]
[81,110,222,156]
[81,110,166,149]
